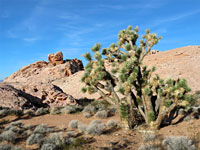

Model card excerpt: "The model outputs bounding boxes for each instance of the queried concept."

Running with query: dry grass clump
[68,120,79,129]
[77,123,88,133]
[95,110,108,119]
[106,120,119,129]
[163,136,196,150]
[10,121,24,127]
[40,143,58,150]
[83,112,92,118]
[86,120,105,135]
[61,105,83,114]
[26,133,44,145]
[33,124,54,134]
[23,109,35,116]
[50,107,63,115]
[82,100,112,118]
[35,107,49,116]
[0,144,22,150]
[0,130,18,144]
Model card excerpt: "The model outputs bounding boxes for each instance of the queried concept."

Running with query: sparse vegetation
[26,133,44,145]
[35,107,49,116]
[86,120,105,135]
[94,110,108,118]
[162,136,196,150]
[0,130,18,143]
[68,120,79,129]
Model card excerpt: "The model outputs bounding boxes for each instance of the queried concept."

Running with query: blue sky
[0,0,200,79]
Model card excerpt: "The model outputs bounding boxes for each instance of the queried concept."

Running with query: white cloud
[152,10,200,27]
[23,37,39,42]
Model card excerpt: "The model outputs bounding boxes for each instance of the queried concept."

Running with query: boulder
[48,51,64,66]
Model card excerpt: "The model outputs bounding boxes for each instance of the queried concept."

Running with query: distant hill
[0,80,3,82]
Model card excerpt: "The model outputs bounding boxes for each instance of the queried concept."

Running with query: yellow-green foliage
[81,25,195,129]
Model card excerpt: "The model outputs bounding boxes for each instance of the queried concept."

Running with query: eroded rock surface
[3,52,83,108]
[0,83,45,110]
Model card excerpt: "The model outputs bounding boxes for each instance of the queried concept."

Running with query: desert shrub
[10,121,24,127]
[24,125,36,130]
[35,107,49,116]
[83,112,92,118]
[23,109,35,116]
[86,120,105,135]
[40,143,58,150]
[33,124,54,134]
[0,145,13,150]
[162,136,196,150]
[0,145,22,150]
[0,109,9,118]
[95,110,108,118]
[68,120,79,129]
[0,130,18,143]
[26,133,44,145]
[108,106,117,116]
[6,126,21,134]
[77,123,88,133]
[66,131,78,138]
[61,105,83,114]
[139,144,162,150]
[106,120,119,128]
[82,105,97,115]
[49,132,64,145]
[12,110,23,117]
[50,107,63,115]
[142,132,156,142]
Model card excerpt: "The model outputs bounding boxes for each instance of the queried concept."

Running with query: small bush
[0,130,18,143]
[86,120,105,135]
[77,123,88,133]
[66,131,79,138]
[49,132,64,145]
[108,106,117,116]
[6,126,21,134]
[0,109,10,118]
[26,133,44,145]
[95,110,108,118]
[68,120,79,129]
[82,105,97,115]
[83,112,92,118]
[139,144,162,150]
[35,108,49,116]
[24,125,36,130]
[40,143,58,150]
[33,124,54,134]
[0,145,22,150]
[24,109,35,116]
[10,121,24,127]
[61,105,83,114]
[142,132,156,142]
[106,120,119,128]
[163,136,196,150]
[12,110,23,117]
[50,107,63,115]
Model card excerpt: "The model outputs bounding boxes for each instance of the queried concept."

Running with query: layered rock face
[3,52,84,109]
[0,83,45,110]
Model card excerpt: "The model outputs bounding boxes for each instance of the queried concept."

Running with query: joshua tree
[81,26,195,129]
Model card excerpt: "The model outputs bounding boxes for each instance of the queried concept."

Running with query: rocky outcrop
[4,57,83,83]
[48,51,64,66]
[3,52,83,108]
[148,50,159,55]
[4,82,77,107]
[0,83,45,110]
